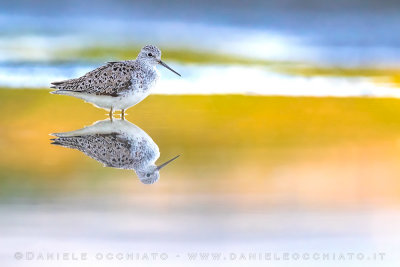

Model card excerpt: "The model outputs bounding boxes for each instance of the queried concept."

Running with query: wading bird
[51,119,180,184]
[50,45,180,118]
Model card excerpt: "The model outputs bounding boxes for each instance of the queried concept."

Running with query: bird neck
[137,59,157,70]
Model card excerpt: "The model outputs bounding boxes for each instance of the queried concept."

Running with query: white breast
[69,68,159,110]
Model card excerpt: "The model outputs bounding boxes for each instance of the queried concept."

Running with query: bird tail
[50,90,68,95]
[49,90,82,98]
[50,138,62,146]
[50,137,80,149]
[50,80,74,94]
[50,131,75,137]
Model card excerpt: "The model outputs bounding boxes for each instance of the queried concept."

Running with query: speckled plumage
[52,133,157,170]
[51,119,162,184]
[52,61,138,97]
[50,45,179,112]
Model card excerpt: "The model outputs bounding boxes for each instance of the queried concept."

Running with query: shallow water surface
[1,1,400,266]
[0,90,400,266]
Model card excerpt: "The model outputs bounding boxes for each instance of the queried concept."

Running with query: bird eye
[147,53,153,57]
[146,173,150,177]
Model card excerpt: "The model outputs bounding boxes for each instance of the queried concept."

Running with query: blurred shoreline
[2,1,400,96]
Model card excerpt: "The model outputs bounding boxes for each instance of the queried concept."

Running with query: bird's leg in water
[109,107,113,120]
[121,109,125,120]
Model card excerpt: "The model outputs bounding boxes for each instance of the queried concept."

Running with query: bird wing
[50,61,137,96]
[51,133,135,169]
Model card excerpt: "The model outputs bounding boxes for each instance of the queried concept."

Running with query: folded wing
[50,61,137,97]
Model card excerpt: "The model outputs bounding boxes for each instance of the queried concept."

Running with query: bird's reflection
[50,119,179,184]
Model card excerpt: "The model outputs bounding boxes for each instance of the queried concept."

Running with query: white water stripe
[0,63,397,98]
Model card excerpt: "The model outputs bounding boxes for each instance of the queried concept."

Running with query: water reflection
[50,119,179,184]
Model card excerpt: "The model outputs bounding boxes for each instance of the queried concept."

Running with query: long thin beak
[157,155,180,170]
[158,60,181,76]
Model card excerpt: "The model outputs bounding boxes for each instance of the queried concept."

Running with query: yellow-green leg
[109,107,113,120]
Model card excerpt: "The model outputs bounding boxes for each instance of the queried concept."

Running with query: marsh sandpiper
[51,119,180,184]
[50,45,181,118]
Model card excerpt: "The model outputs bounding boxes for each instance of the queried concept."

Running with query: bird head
[137,45,181,76]
[135,155,180,184]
